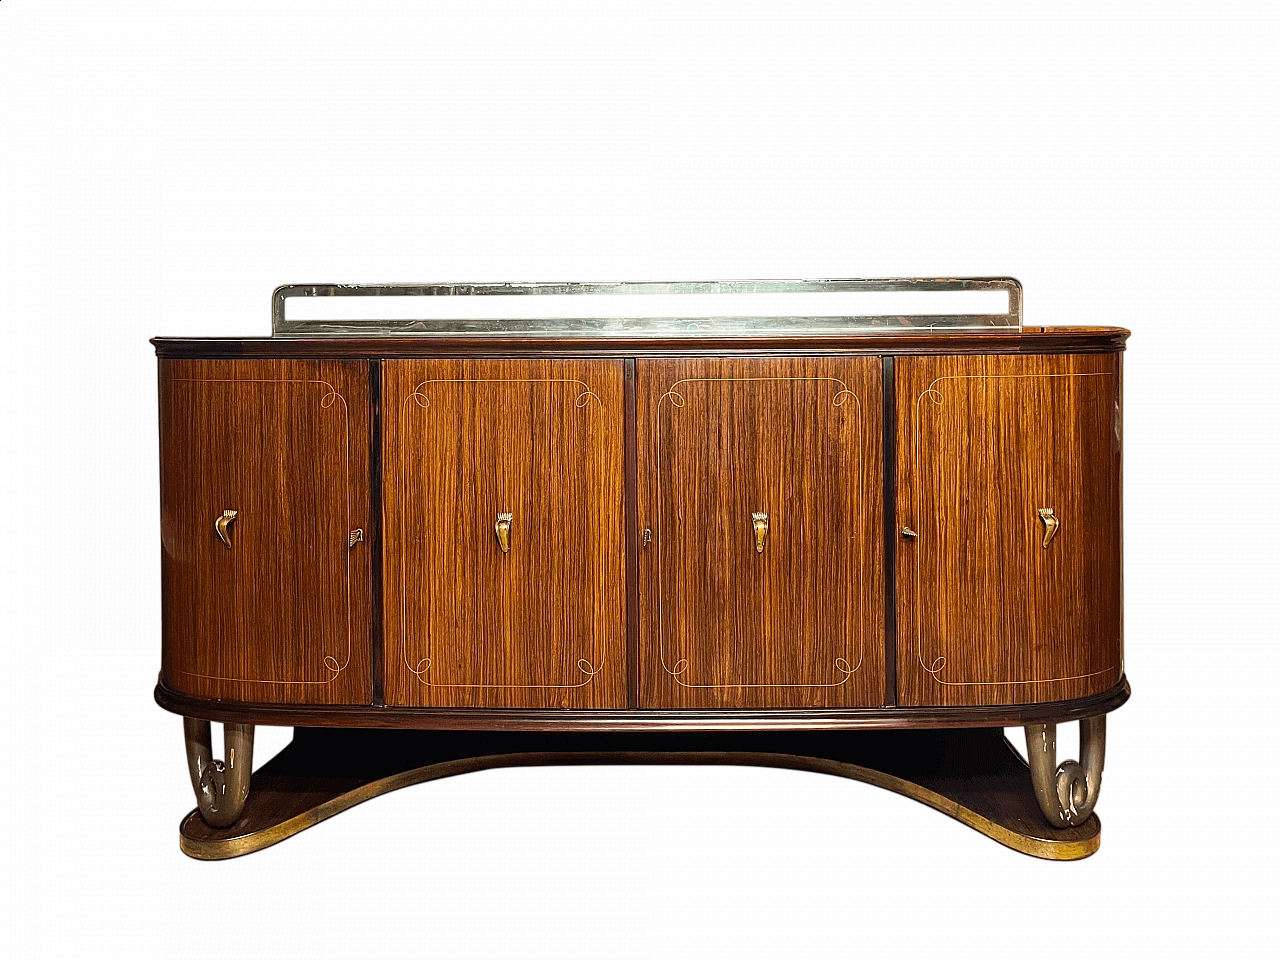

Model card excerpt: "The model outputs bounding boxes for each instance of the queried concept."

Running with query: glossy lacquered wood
[636,358,884,708]
[159,359,373,704]
[381,359,627,708]
[152,326,1130,359]
[157,676,1130,731]
[155,332,1127,726]
[895,353,1123,706]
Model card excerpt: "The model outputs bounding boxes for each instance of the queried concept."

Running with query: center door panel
[382,359,627,708]
[637,358,885,708]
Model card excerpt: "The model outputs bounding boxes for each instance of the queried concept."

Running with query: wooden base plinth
[179,727,1100,861]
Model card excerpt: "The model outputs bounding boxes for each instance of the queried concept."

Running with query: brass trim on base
[177,742,1100,865]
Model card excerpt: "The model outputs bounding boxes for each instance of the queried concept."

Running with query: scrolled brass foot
[1024,715,1106,828]
[183,717,255,828]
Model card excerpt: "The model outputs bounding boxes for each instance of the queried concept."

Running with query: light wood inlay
[637,357,885,708]
[895,353,1123,706]
[159,359,373,705]
[382,359,627,708]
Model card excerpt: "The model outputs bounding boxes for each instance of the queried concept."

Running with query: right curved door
[895,353,1124,706]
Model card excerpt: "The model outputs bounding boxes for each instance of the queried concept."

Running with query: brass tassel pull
[215,510,238,549]
[751,512,769,554]
[495,512,513,554]
[1038,508,1060,548]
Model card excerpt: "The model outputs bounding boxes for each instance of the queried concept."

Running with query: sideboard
[154,279,1128,859]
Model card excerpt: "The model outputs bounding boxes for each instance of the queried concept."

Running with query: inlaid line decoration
[656,376,865,688]
[910,371,1121,687]
[172,377,354,685]
[400,378,607,688]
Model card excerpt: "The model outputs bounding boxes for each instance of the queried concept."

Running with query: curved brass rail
[1025,715,1105,827]
[183,717,255,828]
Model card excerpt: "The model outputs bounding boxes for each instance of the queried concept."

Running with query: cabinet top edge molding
[153,326,1130,359]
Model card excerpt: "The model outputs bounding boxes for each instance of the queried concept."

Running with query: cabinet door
[637,358,884,708]
[895,353,1123,706]
[383,359,626,708]
[159,359,373,704]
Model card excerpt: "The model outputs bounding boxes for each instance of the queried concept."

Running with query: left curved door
[159,359,373,704]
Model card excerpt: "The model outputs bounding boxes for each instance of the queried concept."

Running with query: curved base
[179,728,1099,861]
[157,678,1130,732]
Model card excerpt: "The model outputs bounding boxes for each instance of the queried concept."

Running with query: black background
[117,276,1152,880]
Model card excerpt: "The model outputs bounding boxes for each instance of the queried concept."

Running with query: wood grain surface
[381,359,627,708]
[157,676,1130,731]
[636,357,884,708]
[895,353,1123,706]
[156,340,1127,720]
[158,359,372,704]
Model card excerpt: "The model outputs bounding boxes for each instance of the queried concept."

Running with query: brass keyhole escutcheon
[752,512,769,554]
[495,512,513,554]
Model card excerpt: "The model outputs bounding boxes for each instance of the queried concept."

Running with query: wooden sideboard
[155,306,1129,860]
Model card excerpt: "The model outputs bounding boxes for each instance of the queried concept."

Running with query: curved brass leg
[183,717,255,828]
[1024,715,1106,828]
